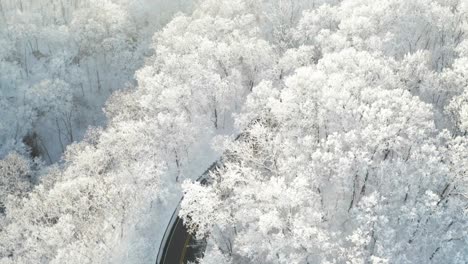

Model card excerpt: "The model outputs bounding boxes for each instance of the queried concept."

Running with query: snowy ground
[112,138,220,263]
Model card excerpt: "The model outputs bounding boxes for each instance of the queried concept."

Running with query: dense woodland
[1,0,468,263]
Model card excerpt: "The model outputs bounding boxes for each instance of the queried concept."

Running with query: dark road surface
[156,163,216,264]
[158,216,203,264]
[156,134,246,264]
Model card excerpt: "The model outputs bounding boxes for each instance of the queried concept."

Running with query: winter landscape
[0,0,468,263]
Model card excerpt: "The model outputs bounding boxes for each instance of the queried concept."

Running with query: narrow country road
[156,163,216,264]
[158,216,201,264]
[156,134,244,264]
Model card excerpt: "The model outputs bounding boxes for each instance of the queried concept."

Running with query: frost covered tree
[0,0,277,263]
[180,1,468,263]
[1,0,468,263]
[182,50,468,264]
[0,153,33,215]
[0,0,194,162]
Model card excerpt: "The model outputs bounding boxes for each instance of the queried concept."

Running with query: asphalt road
[158,216,198,264]
[156,177,211,264]
[157,156,228,264]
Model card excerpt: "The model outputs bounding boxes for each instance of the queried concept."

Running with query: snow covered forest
[1,0,468,263]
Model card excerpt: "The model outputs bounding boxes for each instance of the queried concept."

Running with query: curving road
[156,133,245,264]
[156,164,215,264]
[158,215,204,264]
